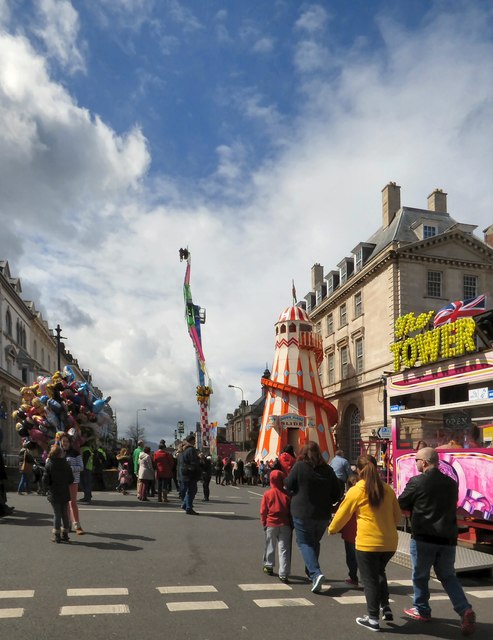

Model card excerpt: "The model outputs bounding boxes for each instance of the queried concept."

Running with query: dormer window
[325,271,340,295]
[423,225,437,239]
[338,258,354,285]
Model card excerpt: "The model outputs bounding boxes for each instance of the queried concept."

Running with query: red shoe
[460,608,476,636]
[345,578,359,587]
[403,607,431,622]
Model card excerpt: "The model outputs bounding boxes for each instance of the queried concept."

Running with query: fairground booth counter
[387,308,493,571]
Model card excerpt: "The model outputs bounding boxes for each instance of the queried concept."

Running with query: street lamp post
[136,408,147,444]
[228,384,245,449]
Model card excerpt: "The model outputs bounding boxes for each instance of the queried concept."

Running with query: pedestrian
[79,443,94,503]
[223,457,233,486]
[154,440,174,502]
[335,473,360,587]
[137,446,154,501]
[330,448,352,499]
[118,462,130,495]
[59,433,85,535]
[260,470,292,583]
[251,459,259,486]
[92,445,107,491]
[180,434,201,515]
[284,441,340,594]
[199,453,212,501]
[274,445,296,476]
[0,449,15,518]
[133,440,144,495]
[17,445,35,494]
[329,454,401,632]
[214,457,223,484]
[43,443,74,543]
[397,447,476,636]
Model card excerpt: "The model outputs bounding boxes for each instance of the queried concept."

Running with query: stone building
[0,260,114,456]
[303,183,493,462]
[225,369,270,451]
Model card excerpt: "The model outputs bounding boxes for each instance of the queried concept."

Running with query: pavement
[1,483,492,639]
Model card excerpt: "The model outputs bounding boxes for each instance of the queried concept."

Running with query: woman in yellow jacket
[329,455,401,632]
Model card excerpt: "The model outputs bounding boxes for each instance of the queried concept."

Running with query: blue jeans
[181,479,198,512]
[410,538,471,616]
[18,473,30,493]
[292,516,330,581]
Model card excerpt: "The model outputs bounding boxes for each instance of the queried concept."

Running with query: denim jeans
[181,479,198,512]
[18,473,30,493]
[51,501,70,530]
[356,550,394,619]
[410,538,471,617]
[292,516,330,581]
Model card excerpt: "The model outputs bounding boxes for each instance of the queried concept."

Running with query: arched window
[16,320,21,343]
[280,324,287,334]
[348,406,361,463]
[33,340,38,360]
[5,310,12,336]
[289,323,296,333]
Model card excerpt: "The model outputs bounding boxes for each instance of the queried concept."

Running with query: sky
[0,0,492,445]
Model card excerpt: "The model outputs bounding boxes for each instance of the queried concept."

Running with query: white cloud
[33,0,85,73]
[1,3,493,442]
[293,40,331,72]
[295,4,329,34]
[252,37,274,54]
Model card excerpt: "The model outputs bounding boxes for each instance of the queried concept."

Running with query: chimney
[382,182,401,228]
[427,188,447,213]
[311,263,324,290]
[484,225,493,249]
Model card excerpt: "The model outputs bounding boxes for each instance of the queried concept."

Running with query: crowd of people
[260,443,477,636]
[1,437,479,635]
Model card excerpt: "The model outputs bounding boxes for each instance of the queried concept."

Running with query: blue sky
[1,0,492,443]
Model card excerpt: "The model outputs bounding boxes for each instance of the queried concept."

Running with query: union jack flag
[433,294,486,328]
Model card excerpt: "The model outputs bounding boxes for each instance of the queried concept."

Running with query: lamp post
[136,408,146,444]
[228,384,245,449]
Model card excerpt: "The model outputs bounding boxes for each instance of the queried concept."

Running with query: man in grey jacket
[398,447,476,636]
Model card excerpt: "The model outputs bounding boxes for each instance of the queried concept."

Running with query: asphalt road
[1,483,492,639]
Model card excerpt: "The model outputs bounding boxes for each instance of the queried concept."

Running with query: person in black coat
[285,441,340,594]
[43,444,74,543]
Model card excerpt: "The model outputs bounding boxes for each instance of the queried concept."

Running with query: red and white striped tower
[255,306,337,463]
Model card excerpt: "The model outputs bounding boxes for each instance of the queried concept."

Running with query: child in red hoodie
[260,469,292,583]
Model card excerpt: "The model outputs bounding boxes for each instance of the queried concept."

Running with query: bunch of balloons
[12,365,111,451]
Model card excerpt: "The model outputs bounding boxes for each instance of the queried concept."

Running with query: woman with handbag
[18,445,35,495]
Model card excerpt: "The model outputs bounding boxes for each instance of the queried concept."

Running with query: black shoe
[263,566,274,576]
[279,576,289,583]
[186,509,200,515]
[381,605,393,621]
[356,616,380,632]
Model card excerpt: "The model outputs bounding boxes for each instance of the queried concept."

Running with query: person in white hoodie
[137,446,154,501]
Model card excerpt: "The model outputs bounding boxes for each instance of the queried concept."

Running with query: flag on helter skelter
[433,294,486,328]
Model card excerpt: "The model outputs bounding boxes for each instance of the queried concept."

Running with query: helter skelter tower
[255,305,338,462]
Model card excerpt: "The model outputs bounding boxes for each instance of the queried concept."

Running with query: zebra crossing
[0,579,492,618]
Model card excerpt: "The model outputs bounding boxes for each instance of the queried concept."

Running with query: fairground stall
[387,308,493,572]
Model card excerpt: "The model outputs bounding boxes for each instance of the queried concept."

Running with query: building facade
[0,260,115,456]
[303,183,493,462]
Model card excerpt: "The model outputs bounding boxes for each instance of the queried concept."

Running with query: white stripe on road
[0,608,24,618]
[0,590,34,599]
[466,590,493,598]
[157,586,218,594]
[332,595,369,604]
[238,583,292,591]
[248,491,264,497]
[253,598,314,608]
[79,508,236,515]
[67,588,128,597]
[388,580,414,586]
[60,604,129,616]
[166,601,228,611]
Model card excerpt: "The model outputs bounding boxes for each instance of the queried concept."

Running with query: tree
[126,424,147,446]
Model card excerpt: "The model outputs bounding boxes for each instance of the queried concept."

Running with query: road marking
[0,590,34,599]
[157,586,218,594]
[79,508,236,515]
[67,588,128,597]
[238,583,292,591]
[248,491,264,497]
[253,598,314,608]
[60,604,129,616]
[166,600,228,611]
[332,595,369,604]
[388,580,414,586]
[0,608,24,618]
[465,590,493,598]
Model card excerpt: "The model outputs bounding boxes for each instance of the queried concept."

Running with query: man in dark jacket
[398,447,476,636]
[181,434,201,515]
